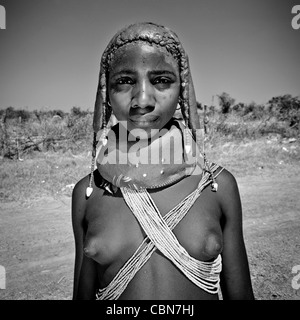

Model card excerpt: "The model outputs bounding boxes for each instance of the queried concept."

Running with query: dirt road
[0,171,300,300]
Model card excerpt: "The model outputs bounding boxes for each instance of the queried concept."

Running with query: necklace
[96,163,223,300]
[96,119,204,191]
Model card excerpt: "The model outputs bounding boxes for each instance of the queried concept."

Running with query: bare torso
[82,170,223,300]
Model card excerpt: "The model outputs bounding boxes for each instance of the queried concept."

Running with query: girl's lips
[129,115,159,126]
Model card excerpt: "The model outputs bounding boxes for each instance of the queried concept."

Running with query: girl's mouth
[129,115,159,127]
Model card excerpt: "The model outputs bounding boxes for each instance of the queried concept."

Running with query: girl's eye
[116,77,134,85]
[111,77,134,91]
[153,77,173,89]
[153,77,171,84]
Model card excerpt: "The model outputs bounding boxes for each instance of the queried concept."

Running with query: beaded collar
[96,119,203,192]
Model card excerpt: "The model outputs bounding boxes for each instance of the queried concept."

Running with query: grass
[0,150,91,203]
[1,110,299,203]
[0,135,299,204]
[205,136,300,177]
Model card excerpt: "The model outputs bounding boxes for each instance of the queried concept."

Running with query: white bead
[102,138,107,146]
[86,187,93,197]
[143,173,147,177]
[185,144,191,154]
[211,182,218,192]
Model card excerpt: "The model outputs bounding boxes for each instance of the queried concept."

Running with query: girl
[72,22,254,300]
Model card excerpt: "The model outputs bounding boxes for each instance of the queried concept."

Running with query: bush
[217,92,235,114]
[71,106,88,117]
[1,96,299,160]
[2,107,31,122]
[267,95,300,127]
[0,107,93,158]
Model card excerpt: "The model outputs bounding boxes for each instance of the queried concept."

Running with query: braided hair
[93,22,200,137]
[86,22,202,197]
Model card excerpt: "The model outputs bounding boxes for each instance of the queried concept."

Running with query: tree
[267,95,300,126]
[217,92,235,114]
[4,106,16,121]
[71,106,88,117]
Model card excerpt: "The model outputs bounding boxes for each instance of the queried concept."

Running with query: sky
[0,0,299,112]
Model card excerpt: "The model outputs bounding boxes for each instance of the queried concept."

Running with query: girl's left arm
[217,169,255,300]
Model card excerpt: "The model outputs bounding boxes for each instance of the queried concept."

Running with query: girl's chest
[84,176,223,266]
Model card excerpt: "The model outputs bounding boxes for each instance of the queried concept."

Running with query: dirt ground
[0,170,300,300]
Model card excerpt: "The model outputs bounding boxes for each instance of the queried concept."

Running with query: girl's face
[108,42,180,139]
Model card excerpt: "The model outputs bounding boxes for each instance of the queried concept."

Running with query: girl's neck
[112,118,176,149]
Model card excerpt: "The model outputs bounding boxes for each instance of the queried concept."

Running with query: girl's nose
[131,79,155,109]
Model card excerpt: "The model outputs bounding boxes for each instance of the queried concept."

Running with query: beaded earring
[86,131,98,197]
[86,102,109,198]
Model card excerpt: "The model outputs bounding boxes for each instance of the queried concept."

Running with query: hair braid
[87,22,203,198]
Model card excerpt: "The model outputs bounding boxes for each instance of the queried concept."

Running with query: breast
[170,202,223,262]
[145,173,223,261]
[84,235,136,266]
[83,190,148,265]
[174,227,223,262]
[83,216,145,266]
[84,174,223,268]
[202,232,223,259]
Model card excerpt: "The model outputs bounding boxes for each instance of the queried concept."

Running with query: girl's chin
[128,127,160,141]
[118,121,161,140]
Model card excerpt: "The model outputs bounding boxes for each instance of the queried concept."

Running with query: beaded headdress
[87,22,216,197]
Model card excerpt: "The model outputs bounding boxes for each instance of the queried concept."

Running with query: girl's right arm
[71,177,98,300]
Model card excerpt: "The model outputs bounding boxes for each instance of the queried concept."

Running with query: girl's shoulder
[72,174,90,200]
[72,174,90,219]
[212,166,243,219]
[213,166,238,190]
